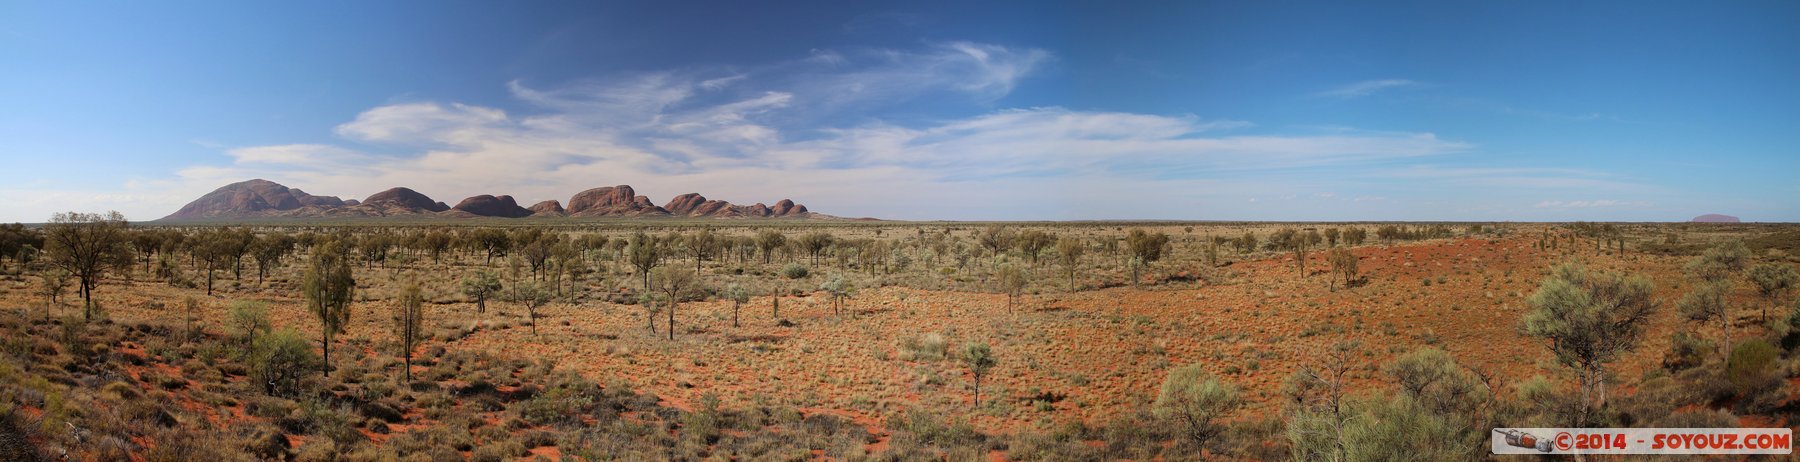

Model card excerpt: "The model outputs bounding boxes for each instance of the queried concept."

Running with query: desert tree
[250,328,318,397]
[1124,229,1170,286]
[1283,341,1361,462]
[36,268,69,321]
[393,279,425,381]
[685,229,719,273]
[755,230,786,264]
[1205,235,1223,267]
[131,229,165,277]
[1747,263,1797,322]
[1678,281,1733,362]
[302,238,355,377]
[996,264,1027,314]
[1323,228,1341,247]
[652,267,697,340]
[520,237,552,281]
[249,232,296,286]
[420,230,453,265]
[734,236,758,264]
[471,228,511,266]
[507,278,551,336]
[820,274,854,316]
[639,291,661,334]
[627,232,662,291]
[976,225,1013,264]
[292,231,318,251]
[1295,347,1496,461]
[770,286,782,320]
[798,232,834,267]
[358,232,395,269]
[460,269,502,314]
[191,229,236,295]
[725,283,750,328]
[1236,231,1258,253]
[1267,228,1297,251]
[0,223,44,272]
[1155,363,1242,451]
[1294,229,1322,276]
[1521,261,1655,424]
[577,234,611,270]
[1685,240,1749,284]
[222,227,255,279]
[556,244,588,304]
[544,259,564,300]
[1385,347,1493,422]
[42,211,132,321]
[181,296,200,341]
[1343,228,1367,246]
[1054,237,1085,290]
[962,342,997,408]
[228,300,272,347]
[1015,230,1053,267]
[1326,248,1358,289]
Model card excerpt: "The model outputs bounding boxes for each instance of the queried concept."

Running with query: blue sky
[2,1,1796,222]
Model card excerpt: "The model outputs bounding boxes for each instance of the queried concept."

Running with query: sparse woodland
[0,216,1797,460]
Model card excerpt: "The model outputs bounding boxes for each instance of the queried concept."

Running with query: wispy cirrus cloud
[1317,79,1418,99]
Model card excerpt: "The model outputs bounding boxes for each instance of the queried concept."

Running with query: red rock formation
[451,195,533,218]
[663,193,736,217]
[363,187,451,212]
[162,180,829,221]
[566,185,669,217]
[528,200,565,216]
[163,179,346,220]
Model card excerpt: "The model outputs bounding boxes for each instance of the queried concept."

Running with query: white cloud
[1534,199,1650,209]
[1318,79,1418,99]
[227,144,367,165]
[14,42,1672,222]
[335,103,510,145]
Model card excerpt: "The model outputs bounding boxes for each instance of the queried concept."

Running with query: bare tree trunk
[322,330,333,377]
[973,374,981,408]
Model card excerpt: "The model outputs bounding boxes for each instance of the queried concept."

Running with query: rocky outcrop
[661,193,813,218]
[451,195,533,218]
[528,200,565,216]
[1690,214,1741,223]
[663,193,736,217]
[163,179,348,220]
[161,180,832,221]
[362,187,451,213]
[770,199,808,217]
[290,188,345,208]
[566,185,668,217]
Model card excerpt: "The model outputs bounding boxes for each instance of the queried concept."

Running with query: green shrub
[1154,364,1241,452]
[781,264,809,279]
[227,300,271,346]
[1662,331,1712,372]
[899,333,947,362]
[1725,339,1779,390]
[248,328,317,397]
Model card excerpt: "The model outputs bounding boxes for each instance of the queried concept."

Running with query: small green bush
[249,328,318,397]
[1725,339,1778,390]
